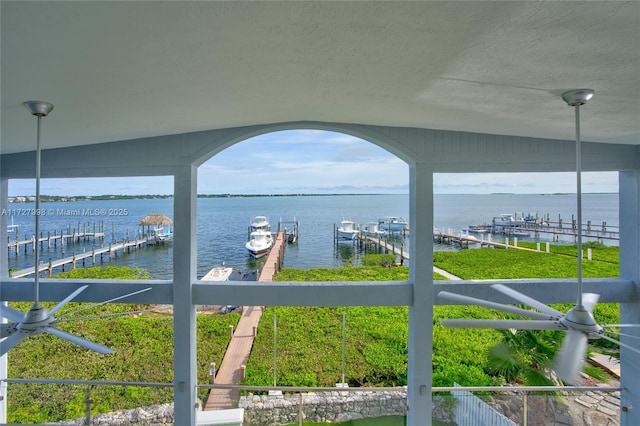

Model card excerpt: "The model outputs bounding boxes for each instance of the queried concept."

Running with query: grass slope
[6,267,239,423]
[6,246,621,423]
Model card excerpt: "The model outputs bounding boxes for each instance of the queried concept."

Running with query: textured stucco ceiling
[1,1,639,154]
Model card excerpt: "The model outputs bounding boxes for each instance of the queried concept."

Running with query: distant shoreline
[7,193,401,202]
[7,192,618,203]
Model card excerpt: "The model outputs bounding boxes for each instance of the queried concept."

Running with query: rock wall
[55,403,174,426]
[238,391,408,425]
[54,391,456,425]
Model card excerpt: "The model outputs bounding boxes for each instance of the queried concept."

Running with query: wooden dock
[433,230,539,252]
[204,232,286,411]
[518,221,619,241]
[10,237,154,278]
[8,231,105,256]
[203,305,265,411]
[258,232,286,282]
[358,235,409,262]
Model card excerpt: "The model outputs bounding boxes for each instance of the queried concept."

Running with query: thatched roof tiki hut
[139,214,173,238]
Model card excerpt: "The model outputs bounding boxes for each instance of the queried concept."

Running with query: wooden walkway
[10,238,152,278]
[204,232,286,411]
[518,220,619,241]
[203,305,264,410]
[8,231,105,255]
[359,235,409,261]
[433,230,539,252]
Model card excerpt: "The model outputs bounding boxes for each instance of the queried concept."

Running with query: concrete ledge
[197,408,244,426]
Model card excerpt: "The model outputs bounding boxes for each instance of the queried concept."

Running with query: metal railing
[0,378,623,425]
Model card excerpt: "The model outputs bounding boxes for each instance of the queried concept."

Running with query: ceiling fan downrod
[561,89,594,310]
[23,101,54,308]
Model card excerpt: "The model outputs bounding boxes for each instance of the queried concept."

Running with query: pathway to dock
[204,232,286,411]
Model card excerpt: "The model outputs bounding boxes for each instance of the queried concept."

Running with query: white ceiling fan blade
[56,287,152,320]
[605,331,640,341]
[438,291,558,320]
[0,331,29,356]
[0,305,26,323]
[554,328,588,385]
[491,284,564,317]
[599,334,640,355]
[440,319,564,330]
[602,324,640,328]
[44,326,115,354]
[49,285,89,315]
[581,293,599,313]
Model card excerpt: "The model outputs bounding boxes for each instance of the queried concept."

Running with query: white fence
[452,383,517,426]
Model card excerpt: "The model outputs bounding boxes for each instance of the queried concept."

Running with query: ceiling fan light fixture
[23,100,54,117]
[561,89,594,106]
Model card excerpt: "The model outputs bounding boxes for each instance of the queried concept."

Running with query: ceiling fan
[0,101,151,356]
[438,89,640,385]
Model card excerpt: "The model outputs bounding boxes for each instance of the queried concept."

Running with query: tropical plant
[486,329,559,386]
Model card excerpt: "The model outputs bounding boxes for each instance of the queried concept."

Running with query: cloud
[7,131,618,196]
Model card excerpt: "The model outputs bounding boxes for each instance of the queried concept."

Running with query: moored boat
[465,224,491,234]
[378,216,409,233]
[360,222,386,237]
[336,220,359,241]
[201,265,233,281]
[250,215,270,231]
[245,229,274,258]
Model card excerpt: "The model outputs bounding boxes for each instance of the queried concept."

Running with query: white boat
[250,215,270,231]
[153,225,173,241]
[360,222,386,237]
[491,213,536,230]
[245,229,273,258]
[465,224,491,234]
[378,216,409,233]
[201,265,233,281]
[337,220,359,241]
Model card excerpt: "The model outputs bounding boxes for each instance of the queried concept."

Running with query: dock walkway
[204,232,286,411]
[433,230,539,252]
[203,305,264,410]
[8,231,105,255]
[359,235,409,261]
[10,237,152,278]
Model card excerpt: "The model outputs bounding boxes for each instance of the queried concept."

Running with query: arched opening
[196,129,410,276]
[194,129,413,412]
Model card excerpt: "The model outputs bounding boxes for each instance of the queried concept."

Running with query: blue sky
[8,130,618,196]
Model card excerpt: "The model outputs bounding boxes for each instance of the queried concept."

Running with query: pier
[517,220,619,242]
[204,232,287,411]
[358,235,410,263]
[10,237,154,278]
[486,213,619,242]
[7,229,105,256]
[433,230,539,252]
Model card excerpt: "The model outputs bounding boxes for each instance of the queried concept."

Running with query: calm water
[6,193,618,279]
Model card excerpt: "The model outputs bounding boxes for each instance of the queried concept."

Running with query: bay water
[6,193,618,279]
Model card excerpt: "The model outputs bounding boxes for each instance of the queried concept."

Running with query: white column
[1,177,9,423]
[407,163,433,425]
[619,171,640,426]
[173,166,198,424]
[1,178,7,277]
